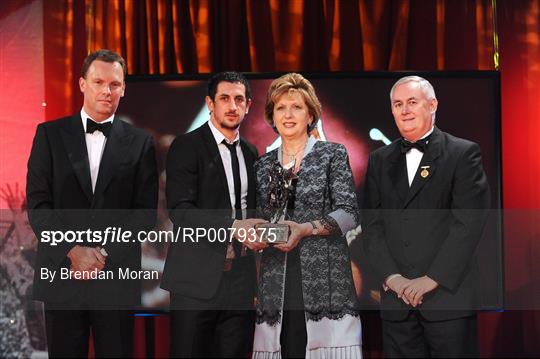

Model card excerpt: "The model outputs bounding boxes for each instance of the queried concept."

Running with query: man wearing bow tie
[26,49,158,357]
[362,76,490,357]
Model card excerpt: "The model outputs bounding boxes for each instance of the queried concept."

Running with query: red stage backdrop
[0,0,45,202]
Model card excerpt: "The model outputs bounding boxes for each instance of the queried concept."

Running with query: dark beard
[219,118,242,130]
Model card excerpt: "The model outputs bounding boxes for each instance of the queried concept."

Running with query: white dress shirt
[208,120,249,259]
[405,126,434,186]
[208,120,248,218]
[384,126,435,289]
[80,109,114,193]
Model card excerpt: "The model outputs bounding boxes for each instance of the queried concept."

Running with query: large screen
[117,71,503,310]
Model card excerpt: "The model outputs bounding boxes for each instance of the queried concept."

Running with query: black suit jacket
[161,122,258,299]
[26,114,158,306]
[362,127,490,321]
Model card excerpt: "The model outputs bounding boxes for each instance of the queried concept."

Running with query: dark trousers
[169,257,255,358]
[382,311,478,358]
[44,308,133,358]
[280,247,308,358]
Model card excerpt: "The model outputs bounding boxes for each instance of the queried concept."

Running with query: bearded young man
[162,72,267,358]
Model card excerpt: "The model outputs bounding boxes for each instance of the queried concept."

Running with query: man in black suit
[161,72,267,357]
[26,49,158,357]
[362,76,490,357]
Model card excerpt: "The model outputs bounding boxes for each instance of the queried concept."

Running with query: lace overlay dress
[252,138,363,358]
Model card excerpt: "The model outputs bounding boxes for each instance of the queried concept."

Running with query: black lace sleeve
[320,215,341,235]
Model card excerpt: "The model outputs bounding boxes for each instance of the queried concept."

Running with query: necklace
[282,141,307,164]
[283,148,302,163]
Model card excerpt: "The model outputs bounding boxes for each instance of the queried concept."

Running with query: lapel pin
[420,166,430,178]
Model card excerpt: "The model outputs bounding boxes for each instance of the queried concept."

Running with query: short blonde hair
[264,73,322,129]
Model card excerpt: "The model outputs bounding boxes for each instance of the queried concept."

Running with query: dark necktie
[223,140,243,257]
[400,135,430,154]
[86,118,112,137]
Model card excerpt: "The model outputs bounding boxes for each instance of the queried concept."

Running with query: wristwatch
[309,221,319,235]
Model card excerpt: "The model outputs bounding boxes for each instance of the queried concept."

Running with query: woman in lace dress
[252,73,362,358]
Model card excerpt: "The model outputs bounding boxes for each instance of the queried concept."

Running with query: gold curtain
[44,0,497,119]
[82,0,496,73]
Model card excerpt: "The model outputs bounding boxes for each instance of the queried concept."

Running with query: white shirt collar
[420,126,434,141]
[81,108,115,132]
[208,119,240,145]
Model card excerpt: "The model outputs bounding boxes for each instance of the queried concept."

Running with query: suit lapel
[240,139,256,209]
[93,119,132,205]
[60,114,93,203]
[403,127,443,208]
[200,123,230,194]
[386,142,409,205]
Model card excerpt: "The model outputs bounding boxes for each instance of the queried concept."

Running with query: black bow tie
[400,136,430,154]
[86,118,112,137]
